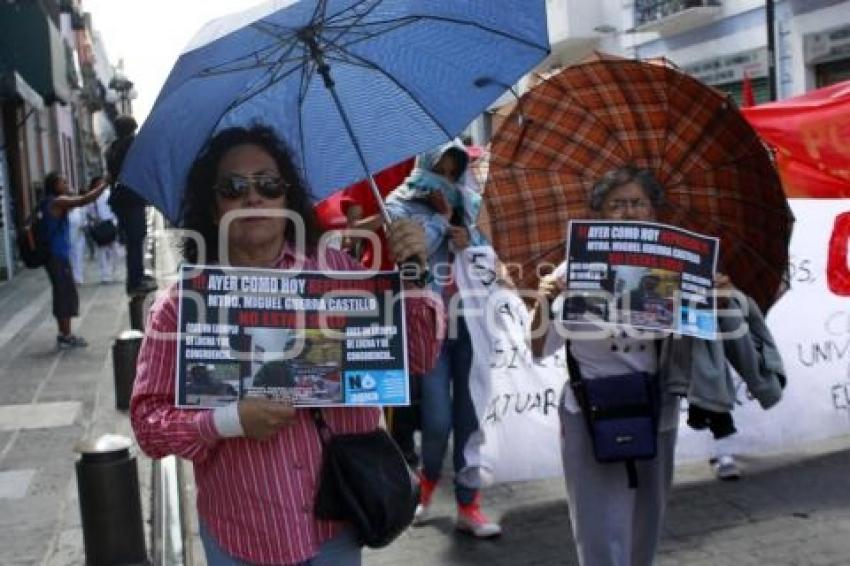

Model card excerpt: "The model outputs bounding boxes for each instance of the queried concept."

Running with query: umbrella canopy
[485,58,794,313]
[121,0,550,223]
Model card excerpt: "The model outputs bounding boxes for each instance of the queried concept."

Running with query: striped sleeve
[130,288,220,462]
[403,287,444,375]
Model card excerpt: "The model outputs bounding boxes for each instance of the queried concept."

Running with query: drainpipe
[766,0,778,101]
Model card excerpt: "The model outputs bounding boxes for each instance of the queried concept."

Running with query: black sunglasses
[214,174,290,200]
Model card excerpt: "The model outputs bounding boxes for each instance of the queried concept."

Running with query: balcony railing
[635,0,721,28]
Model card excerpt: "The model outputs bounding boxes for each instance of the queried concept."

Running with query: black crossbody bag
[311,409,419,548]
[565,342,662,488]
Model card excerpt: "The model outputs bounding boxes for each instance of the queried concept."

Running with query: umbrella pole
[325,84,391,225]
[304,33,430,285]
[303,33,392,225]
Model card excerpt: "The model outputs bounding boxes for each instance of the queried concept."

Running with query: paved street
[360,442,850,566]
[360,439,850,566]
[3,256,850,565]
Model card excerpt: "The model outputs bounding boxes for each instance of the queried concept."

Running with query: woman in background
[42,172,107,347]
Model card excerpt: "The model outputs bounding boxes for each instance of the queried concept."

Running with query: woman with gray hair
[529,165,738,566]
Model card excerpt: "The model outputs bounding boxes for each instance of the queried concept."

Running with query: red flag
[741,72,756,108]
[313,158,415,270]
[742,80,850,197]
[314,158,415,230]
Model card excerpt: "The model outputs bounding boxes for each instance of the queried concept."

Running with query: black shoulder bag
[88,202,117,246]
[311,409,419,548]
[565,342,662,488]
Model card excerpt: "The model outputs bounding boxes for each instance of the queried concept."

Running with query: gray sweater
[662,296,785,412]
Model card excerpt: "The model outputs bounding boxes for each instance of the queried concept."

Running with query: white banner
[677,199,850,461]
[457,201,850,482]
[455,246,567,485]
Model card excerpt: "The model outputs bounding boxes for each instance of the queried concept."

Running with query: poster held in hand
[174,265,408,408]
[564,220,719,339]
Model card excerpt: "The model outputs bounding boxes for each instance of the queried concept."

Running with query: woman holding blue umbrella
[123,2,549,559]
[131,125,440,565]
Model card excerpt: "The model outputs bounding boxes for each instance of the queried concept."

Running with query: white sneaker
[456,499,502,538]
[413,502,432,525]
[413,476,438,526]
[713,455,741,481]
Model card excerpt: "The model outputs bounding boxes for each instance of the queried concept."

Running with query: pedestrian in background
[385,140,501,539]
[87,175,120,284]
[106,115,156,295]
[67,190,89,285]
[41,172,107,348]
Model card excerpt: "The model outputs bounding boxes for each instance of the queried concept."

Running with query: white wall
[617,0,850,98]
[785,2,850,95]
[626,0,766,48]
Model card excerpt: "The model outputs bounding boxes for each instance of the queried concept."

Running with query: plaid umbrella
[484,58,794,312]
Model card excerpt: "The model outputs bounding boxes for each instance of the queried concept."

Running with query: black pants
[115,205,146,291]
[45,256,79,320]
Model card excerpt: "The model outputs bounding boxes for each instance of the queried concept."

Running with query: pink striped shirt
[131,246,440,564]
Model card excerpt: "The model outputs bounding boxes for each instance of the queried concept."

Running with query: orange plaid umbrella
[484,58,794,312]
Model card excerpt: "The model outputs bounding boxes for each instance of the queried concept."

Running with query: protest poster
[564,220,719,339]
[174,265,408,408]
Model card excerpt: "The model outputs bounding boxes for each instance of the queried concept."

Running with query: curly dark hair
[180,125,322,263]
[589,165,665,211]
[44,172,63,196]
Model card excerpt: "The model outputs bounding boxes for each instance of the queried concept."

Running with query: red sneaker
[413,475,438,525]
[456,496,502,538]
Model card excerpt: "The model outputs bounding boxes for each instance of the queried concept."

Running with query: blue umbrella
[120,0,550,223]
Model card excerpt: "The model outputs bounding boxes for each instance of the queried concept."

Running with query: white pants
[69,230,87,284]
[96,243,118,283]
[559,404,677,566]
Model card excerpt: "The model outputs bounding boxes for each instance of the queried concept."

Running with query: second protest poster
[173,265,408,409]
[564,220,719,338]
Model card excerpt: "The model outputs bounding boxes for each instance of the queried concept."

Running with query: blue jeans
[420,316,478,505]
[200,522,361,566]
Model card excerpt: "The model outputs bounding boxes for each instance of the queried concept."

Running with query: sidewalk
[0,259,152,565]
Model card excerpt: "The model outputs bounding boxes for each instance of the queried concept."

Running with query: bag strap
[310,408,333,445]
[91,198,102,222]
[565,339,661,491]
[564,340,583,385]
[625,461,638,489]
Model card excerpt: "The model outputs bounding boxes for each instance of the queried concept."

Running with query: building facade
[0,0,131,282]
[470,0,850,144]
[627,0,850,104]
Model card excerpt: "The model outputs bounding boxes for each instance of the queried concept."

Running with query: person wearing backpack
[42,172,107,348]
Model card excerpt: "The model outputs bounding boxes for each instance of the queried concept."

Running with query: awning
[0,70,45,111]
[0,2,72,104]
